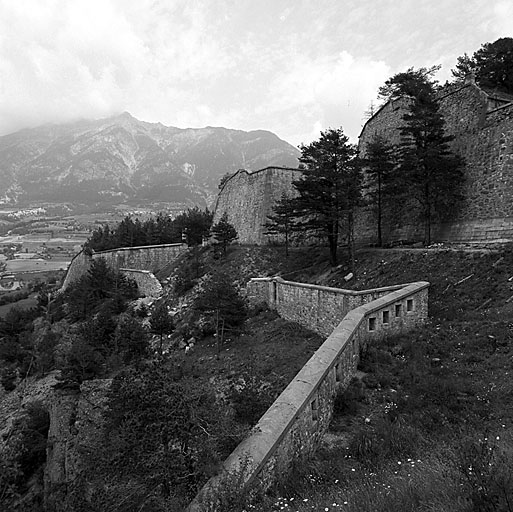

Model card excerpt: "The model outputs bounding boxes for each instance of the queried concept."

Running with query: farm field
[5,259,70,273]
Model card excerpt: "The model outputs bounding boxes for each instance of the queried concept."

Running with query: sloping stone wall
[213,167,302,244]
[94,243,186,273]
[60,250,92,291]
[189,279,429,511]
[61,243,186,295]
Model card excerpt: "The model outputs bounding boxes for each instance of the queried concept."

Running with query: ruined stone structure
[214,82,513,246]
[358,80,513,244]
[212,166,302,244]
[189,277,429,511]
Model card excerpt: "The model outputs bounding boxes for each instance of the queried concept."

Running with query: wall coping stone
[94,242,185,255]
[249,276,417,297]
[217,166,302,195]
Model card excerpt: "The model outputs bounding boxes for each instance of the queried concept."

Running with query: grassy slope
[238,245,513,512]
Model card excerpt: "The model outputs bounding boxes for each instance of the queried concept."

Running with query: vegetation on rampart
[85,207,213,251]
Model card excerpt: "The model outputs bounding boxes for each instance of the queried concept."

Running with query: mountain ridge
[0,113,300,207]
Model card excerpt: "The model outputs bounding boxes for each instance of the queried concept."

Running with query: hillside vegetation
[241,245,513,512]
[2,243,513,511]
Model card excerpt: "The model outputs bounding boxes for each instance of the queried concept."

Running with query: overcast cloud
[0,0,512,146]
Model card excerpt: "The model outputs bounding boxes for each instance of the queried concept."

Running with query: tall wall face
[213,167,302,244]
[358,83,513,245]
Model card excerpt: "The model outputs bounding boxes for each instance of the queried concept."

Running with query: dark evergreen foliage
[362,135,400,247]
[452,37,513,94]
[193,271,247,334]
[149,302,174,354]
[381,68,464,245]
[293,127,362,267]
[76,363,239,510]
[264,192,298,256]
[64,258,138,322]
[211,212,238,256]
[85,208,213,252]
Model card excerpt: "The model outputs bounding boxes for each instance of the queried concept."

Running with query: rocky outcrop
[44,379,111,512]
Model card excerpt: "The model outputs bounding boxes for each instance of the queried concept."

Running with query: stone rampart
[94,243,186,273]
[60,250,92,291]
[189,279,429,511]
[61,243,186,296]
[358,82,513,245]
[213,167,302,244]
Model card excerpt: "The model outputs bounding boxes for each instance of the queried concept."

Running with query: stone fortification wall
[213,167,302,244]
[61,243,186,295]
[94,243,186,273]
[248,277,410,337]
[60,250,92,291]
[358,83,513,245]
[189,279,429,511]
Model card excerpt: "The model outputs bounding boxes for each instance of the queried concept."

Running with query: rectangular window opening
[406,299,414,312]
[395,303,402,317]
[368,317,376,331]
[335,363,341,382]
[311,399,319,421]
[383,310,390,324]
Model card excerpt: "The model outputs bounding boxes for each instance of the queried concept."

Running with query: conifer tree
[264,192,297,256]
[211,212,238,256]
[293,127,362,267]
[362,135,399,247]
[379,68,464,245]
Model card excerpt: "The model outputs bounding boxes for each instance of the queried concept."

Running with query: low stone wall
[189,279,429,511]
[120,269,163,297]
[248,277,410,336]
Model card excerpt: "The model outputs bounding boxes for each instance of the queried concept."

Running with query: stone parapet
[188,279,429,511]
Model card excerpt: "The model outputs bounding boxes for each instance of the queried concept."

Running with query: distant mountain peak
[0,117,300,207]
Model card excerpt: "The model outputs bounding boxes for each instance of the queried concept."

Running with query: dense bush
[71,362,244,511]
[0,402,49,511]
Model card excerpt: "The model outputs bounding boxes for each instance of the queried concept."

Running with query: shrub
[333,378,366,417]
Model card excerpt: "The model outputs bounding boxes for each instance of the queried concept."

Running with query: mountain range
[0,113,300,207]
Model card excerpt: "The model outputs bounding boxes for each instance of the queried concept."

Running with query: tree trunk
[327,232,338,266]
[348,211,356,274]
[377,173,383,247]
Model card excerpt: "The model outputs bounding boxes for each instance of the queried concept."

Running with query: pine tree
[452,37,513,94]
[211,212,238,256]
[264,192,297,256]
[293,127,362,267]
[149,302,174,355]
[381,68,464,245]
[362,135,399,247]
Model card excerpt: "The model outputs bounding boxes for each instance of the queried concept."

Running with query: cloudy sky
[1,0,512,146]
